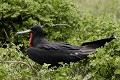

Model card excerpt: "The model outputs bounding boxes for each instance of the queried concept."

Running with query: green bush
[0,0,120,80]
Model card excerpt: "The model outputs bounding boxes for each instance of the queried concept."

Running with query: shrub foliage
[0,0,120,80]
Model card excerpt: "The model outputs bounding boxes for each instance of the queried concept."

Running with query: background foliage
[0,0,120,80]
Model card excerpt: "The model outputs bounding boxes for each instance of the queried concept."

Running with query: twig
[2,61,30,67]
[11,43,26,57]
[52,24,71,27]
[3,29,9,40]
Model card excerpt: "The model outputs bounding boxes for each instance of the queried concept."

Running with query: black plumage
[16,25,115,67]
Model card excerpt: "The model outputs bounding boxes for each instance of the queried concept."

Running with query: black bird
[16,25,115,67]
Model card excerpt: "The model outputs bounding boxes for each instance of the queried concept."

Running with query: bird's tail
[79,33,115,55]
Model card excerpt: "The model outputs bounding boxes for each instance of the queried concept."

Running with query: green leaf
[114,69,120,74]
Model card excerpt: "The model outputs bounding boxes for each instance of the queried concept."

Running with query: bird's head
[16,25,44,37]
[16,25,45,47]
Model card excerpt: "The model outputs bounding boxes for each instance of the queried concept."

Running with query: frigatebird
[16,25,115,67]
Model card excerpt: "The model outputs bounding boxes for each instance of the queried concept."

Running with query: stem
[2,61,30,67]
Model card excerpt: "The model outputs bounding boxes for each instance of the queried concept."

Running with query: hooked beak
[16,29,32,35]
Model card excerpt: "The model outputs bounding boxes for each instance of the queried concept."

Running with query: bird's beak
[16,29,32,35]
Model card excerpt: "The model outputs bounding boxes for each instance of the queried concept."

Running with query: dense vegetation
[0,0,120,79]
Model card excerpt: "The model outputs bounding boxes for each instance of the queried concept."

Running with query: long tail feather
[79,34,115,54]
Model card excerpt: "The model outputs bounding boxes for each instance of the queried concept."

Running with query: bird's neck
[29,33,48,47]
[29,32,33,47]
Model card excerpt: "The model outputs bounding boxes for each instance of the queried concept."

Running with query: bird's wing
[36,37,115,56]
[36,42,80,50]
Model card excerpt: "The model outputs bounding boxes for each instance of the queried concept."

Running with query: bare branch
[4,29,9,40]
[52,24,71,27]
[3,61,30,67]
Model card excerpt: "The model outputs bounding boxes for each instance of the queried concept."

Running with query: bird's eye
[31,28,36,31]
